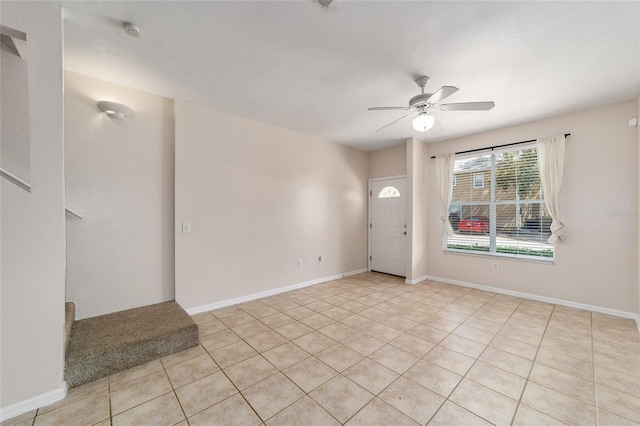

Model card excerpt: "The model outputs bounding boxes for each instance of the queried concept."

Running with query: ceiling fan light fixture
[412,113,434,132]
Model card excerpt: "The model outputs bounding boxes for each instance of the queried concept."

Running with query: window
[473,173,484,188]
[446,145,553,259]
[378,186,400,198]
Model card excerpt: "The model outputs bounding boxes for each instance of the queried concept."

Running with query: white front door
[370,178,406,277]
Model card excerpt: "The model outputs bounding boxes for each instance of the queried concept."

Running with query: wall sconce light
[97,101,133,120]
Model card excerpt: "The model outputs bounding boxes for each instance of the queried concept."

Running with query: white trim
[65,207,83,219]
[369,175,407,183]
[185,269,368,315]
[405,275,429,285]
[472,172,485,188]
[442,248,555,265]
[635,314,640,333]
[425,275,639,322]
[0,383,67,422]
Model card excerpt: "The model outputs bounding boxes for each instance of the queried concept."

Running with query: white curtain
[536,135,566,244]
[435,153,456,238]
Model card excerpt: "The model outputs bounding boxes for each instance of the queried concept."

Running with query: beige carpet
[65,301,198,388]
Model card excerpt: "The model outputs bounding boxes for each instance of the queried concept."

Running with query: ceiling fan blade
[439,101,495,111]
[426,86,459,104]
[375,113,417,133]
[368,106,411,111]
[431,115,443,132]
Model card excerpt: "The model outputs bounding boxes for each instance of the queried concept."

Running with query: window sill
[443,248,555,265]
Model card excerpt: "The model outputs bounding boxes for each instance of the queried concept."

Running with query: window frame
[378,185,401,198]
[444,144,554,262]
[472,173,484,189]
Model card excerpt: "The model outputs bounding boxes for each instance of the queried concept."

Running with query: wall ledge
[185,268,368,315]
[0,382,67,422]
[425,275,639,329]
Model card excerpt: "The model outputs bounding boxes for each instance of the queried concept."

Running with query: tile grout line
[251,303,375,426]
[239,277,436,424]
[420,289,487,425]
[204,320,269,424]
[400,285,521,423]
[208,311,338,425]
[508,301,555,426]
[108,374,113,426]
[428,290,520,425]
[165,347,193,425]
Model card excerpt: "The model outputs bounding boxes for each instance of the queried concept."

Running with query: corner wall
[426,100,638,314]
[369,144,406,179]
[174,100,368,311]
[406,138,428,283]
[1,1,66,415]
[637,93,640,324]
[64,71,175,319]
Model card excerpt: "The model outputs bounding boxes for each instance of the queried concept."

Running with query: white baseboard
[425,275,639,323]
[0,382,67,422]
[186,268,368,315]
[405,275,429,285]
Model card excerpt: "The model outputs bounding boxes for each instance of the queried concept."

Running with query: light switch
[181,222,191,233]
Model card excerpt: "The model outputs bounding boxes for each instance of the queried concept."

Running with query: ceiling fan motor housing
[409,93,434,109]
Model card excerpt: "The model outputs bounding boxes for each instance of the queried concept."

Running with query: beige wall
[174,100,368,311]
[64,72,175,319]
[369,144,406,179]
[427,100,638,313]
[406,138,428,282]
[1,1,66,413]
[637,93,640,322]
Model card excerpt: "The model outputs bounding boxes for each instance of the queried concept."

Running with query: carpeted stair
[64,302,75,357]
[64,301,199,388]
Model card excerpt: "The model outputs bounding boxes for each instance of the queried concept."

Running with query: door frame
[368,175,407,275]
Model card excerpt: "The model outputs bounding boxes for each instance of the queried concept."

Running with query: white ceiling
[57,1,639,152]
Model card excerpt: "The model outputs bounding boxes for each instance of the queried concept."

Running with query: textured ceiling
[57,1,639,151]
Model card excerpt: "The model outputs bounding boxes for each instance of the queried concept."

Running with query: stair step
[64,301,198,388]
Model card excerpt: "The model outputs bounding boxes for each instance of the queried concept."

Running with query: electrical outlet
[297,259,303,267]
[493,263,499,270]
[181,222,191,233]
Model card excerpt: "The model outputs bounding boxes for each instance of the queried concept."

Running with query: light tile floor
[6,272,640,425]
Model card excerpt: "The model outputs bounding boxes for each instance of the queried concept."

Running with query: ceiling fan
[368,76,495,132]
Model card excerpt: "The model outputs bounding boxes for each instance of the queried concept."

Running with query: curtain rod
[429,133,571,159]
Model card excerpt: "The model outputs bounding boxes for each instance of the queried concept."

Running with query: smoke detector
[123,22,143,38]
